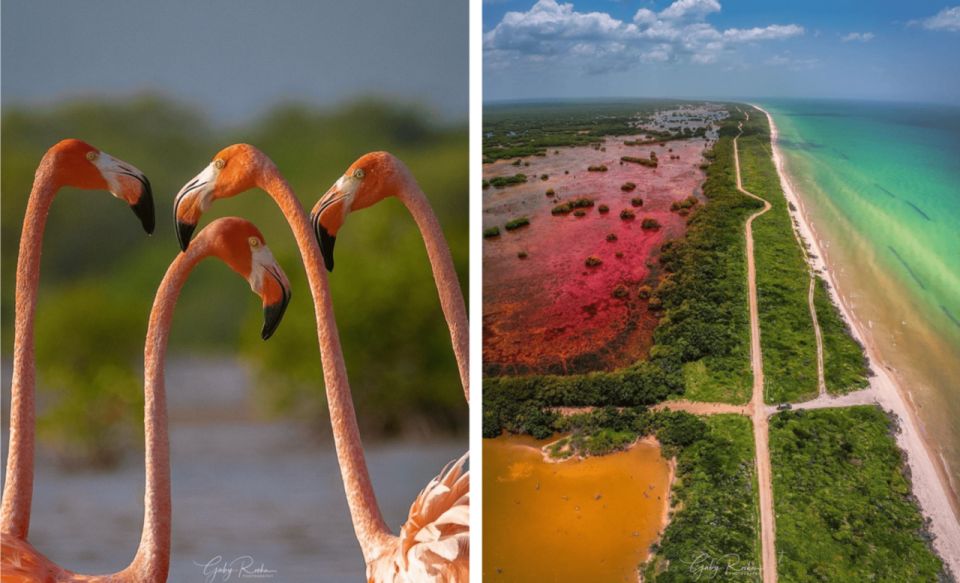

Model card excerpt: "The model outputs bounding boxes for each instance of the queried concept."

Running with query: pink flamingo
[2,217,291,582]
[2,139,154,543]
[311,151,469,402]
[173,145,469,581]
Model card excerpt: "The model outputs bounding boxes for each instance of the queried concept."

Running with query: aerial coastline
[759,104,960,573]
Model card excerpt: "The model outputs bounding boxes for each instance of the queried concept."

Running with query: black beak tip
[130,179,155,235]
[316,224,336,273]
[261,295,290,341]
[176,221,197,253]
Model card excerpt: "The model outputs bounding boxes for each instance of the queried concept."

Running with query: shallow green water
[761,99,960,487]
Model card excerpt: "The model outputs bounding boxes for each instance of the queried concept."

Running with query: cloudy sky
[483,0,960,104]
[2,0,467,122]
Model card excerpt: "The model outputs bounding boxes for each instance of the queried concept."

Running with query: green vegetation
[573,210,586,217]
[644,415,759,582]
[630,197,644,207]
[585,256,603,267]
[612,285,629,299]
[545,188,555,197]
[813,277,871,394]
[641,218,661,230]
[598,204,610,213]
[738,110,818,403]
[621,182,637,192]
[606,233,618,242]
[551,197,595,215]
[489,173,528,188]
[656,113,759,403]
[504,216,530,231]
[670,196,698,211]
[3,97,468,464]
[482,179,490,190]
[621,155,658,168]
[518,251,528,260]
[769,407,944,581]
[588,164,608,172]
[620,209,635,220]
[483,100,702,161]
[540,173,549,181]
[483,226,501,238]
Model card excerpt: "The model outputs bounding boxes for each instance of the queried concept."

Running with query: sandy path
[733,113,779,583]
[765,387,878,415]
[652,400,750,416]
[754,104,960,576]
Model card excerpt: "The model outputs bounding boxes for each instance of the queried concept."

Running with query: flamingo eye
[86,151,99,161]
[249,237,260,248]
[353,168,365,179]
[214,159,226,170]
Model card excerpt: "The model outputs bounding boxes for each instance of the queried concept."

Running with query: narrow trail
[783,180,828,396]
[734,112,778,583]
[765,387,878,415]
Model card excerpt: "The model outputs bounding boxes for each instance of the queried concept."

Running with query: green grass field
[769,406,944,581]
[737,110,818,403]
[644,414,760,582]
[813,277,871,395]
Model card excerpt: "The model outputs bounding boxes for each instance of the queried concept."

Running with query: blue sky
[2,0,467,123]
[483,0,960,104]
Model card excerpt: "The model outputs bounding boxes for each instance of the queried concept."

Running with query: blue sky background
[2,0,468,123]
[483,0,960,104]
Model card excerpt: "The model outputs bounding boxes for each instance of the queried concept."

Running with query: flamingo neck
[126,247,203,581]
[258,171,392,560]
[1,163,59,538]
[396,181,469,401]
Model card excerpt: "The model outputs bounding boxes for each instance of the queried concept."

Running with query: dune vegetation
[769,407,944,581]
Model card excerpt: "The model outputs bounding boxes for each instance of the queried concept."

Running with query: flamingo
[1,139,154,543]
[311,152,469,402]
[173,145,469,581]
[1,217,292,582]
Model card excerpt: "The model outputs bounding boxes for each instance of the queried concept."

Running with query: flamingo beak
[94,154,155,234]
[262,294,290,340]
[260,269,292,340]
[310,188,347,272]
[174,163,219,251]
[176,221,197,253]
[128,176,155,234]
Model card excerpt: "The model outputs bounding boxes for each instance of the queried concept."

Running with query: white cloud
[841,31,875,42]
[724,25,804,42]
[659,0,721,21]
[484,0,804,71]
[909,6,960,32]
[764,53,820,70]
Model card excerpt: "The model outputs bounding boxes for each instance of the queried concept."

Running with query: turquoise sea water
[761,99,960,486]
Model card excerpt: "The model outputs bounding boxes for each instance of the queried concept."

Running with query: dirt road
[734,113,778,583]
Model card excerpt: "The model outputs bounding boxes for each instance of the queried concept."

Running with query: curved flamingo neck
[396,181,469,402]
[123,247,205,581]
[1,161,59,538]
[258,170,392,560]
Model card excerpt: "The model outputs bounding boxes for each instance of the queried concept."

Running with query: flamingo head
[48,138,154,234]
[174,144,274,251]
[197,217,292,340]
[310,151,410,272]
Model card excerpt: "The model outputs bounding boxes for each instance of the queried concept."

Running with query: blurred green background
[1,96,468,464]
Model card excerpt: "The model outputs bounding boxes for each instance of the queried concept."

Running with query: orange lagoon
[483,435,673,583]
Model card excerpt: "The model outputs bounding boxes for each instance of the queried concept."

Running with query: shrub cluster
[490,174,528,188]
[551,197,595,215]
[504,217,530,231]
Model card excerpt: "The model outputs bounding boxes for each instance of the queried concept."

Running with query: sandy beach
[755,104,960,575]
